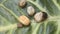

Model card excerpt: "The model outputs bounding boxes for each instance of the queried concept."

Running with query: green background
[0,0,60,34]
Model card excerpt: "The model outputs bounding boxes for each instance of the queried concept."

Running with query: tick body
[17,23,23,28]
[27,6,35,16]
[18,15,30,26]
[34,12,48,22]
[19,0,26,7]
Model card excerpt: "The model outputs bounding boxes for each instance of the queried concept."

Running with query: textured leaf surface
[0,0,60,34]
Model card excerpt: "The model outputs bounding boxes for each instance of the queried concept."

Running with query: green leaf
[0,0,60,34]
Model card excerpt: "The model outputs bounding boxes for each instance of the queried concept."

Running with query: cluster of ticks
[17,0,48,28]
